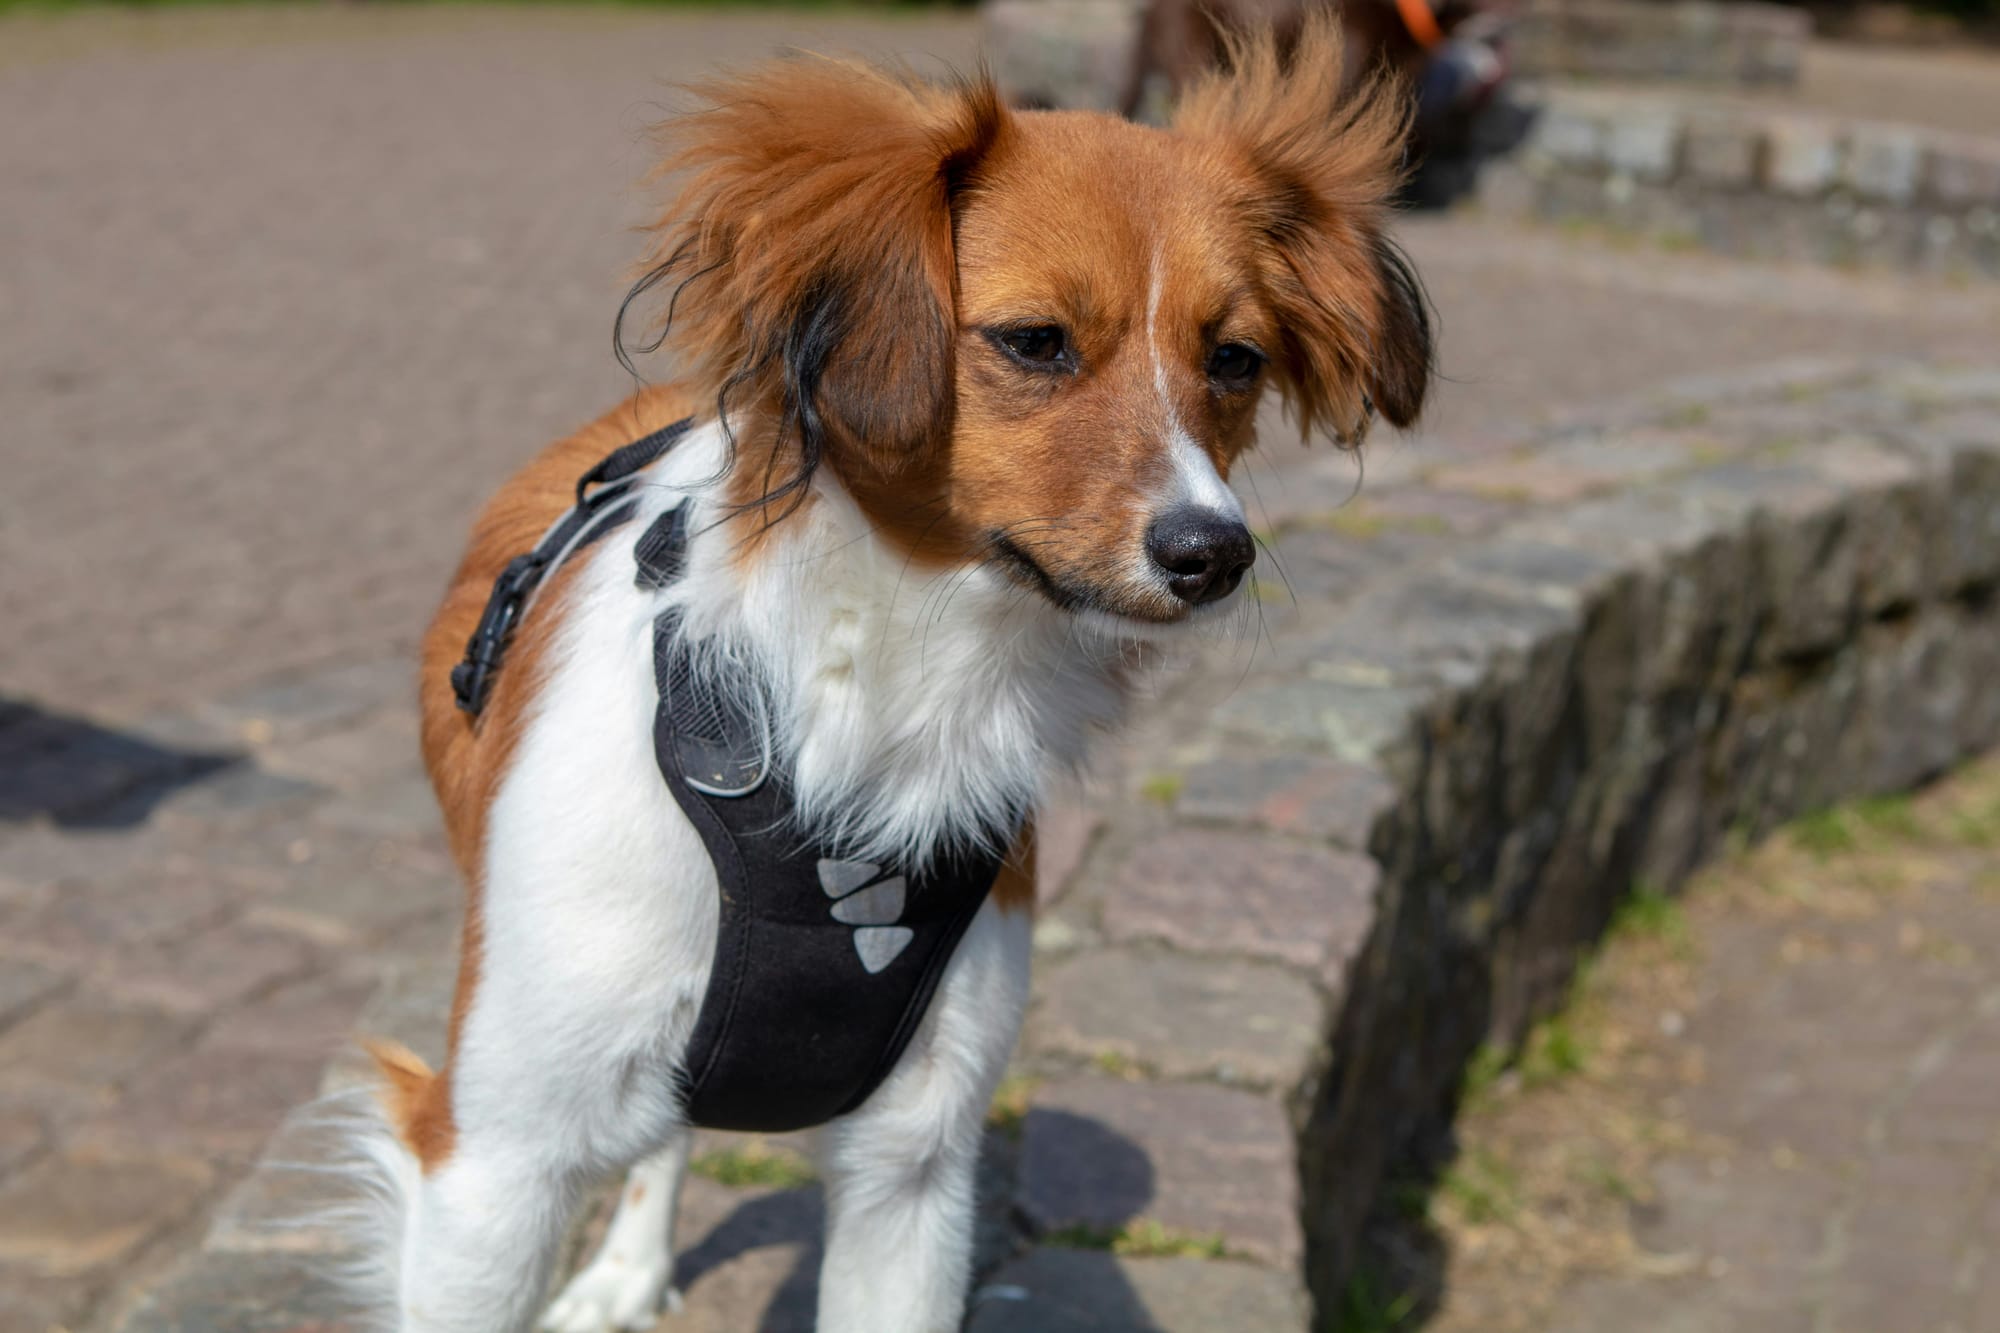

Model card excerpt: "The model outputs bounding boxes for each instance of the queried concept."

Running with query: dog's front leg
[540,1127,693,1331]
[814,898,1034,1333]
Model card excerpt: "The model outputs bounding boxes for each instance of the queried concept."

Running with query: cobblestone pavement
[1408,756,2000,1333]
[4,9,2000,1333]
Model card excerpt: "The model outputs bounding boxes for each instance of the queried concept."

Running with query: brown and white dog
[349,17,1430,1333]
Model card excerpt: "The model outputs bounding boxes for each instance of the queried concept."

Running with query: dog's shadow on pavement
[675,1117,1164,1331]
[0,696,240,829]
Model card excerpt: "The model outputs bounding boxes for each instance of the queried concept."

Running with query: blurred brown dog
[1119,0,1429,117]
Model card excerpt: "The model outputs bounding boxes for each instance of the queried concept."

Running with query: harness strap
[635,510,1012,1133]
[451,417,693,715]
[450,417,1010,1134]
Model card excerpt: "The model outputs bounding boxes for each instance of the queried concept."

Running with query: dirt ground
[1377,756,2000,1333]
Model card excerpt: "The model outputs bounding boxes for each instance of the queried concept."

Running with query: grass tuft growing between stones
[1329,1265,1421,1333]
[1041,1218,1229,1260]
[1090,1049,1147,1079]
[1611,881,1689,947]
[986,1074,1039,1141]
[1437,1149,1523,1226]
[690,1139,816,1191]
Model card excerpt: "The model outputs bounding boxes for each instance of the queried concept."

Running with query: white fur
[1148,247,1247,525]
[343,422,1143,1332]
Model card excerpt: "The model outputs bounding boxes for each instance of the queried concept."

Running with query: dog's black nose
[1146,508,1255,605]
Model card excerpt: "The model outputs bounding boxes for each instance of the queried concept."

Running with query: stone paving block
[1263,526,1438,605]
[1603,107,1681,183]
[97,919,316,1015]
[0,1110,43,1176]
[1215,680,1428,765]
[1359,485,1524,538]
[1027,949,1323,1089]
[153,765,328,821]
[73,1045,328,1164]
[243,849,457,948]
[201,658,412,745]
[0,994,194,1103]
[2,861,247,961]
[1101,831,1377,988]
[258,708,422,792]
[1175,753,1395,849]
[1018,1076,1301,1266]
[1527,101,1604,169]
[1035,801,1100,906]
[1763,116,1842,195]
[1927,136,2000,208]
[0,1150,212,1278]
[1845,125,1925,205]
[649,1175,822,1333]
[0,822,158,897]
[1683,116,1762,189]
[0,1267,89,1333]
[310,772,441,840]
[968,1248,1309,1333]
[201,973,376,1059]
[0,956,68,1031]
[114,1249,360,1333]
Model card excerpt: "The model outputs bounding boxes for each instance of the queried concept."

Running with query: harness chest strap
[454,421,1009,1132]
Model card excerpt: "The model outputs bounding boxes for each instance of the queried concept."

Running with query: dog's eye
[1208,342,1264,386]
[995,325,1069,368]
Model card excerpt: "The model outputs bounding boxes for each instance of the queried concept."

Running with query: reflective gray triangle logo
[817,858,881,899]
[853,926,914,974]
[830,878,905,926]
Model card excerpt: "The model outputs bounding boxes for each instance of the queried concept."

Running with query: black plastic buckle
[451,552,546,715]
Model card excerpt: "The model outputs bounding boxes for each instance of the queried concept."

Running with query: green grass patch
[690,1140,816,1191]
[1611,881,1688,946]
[1139,772,1185,805]
[1852,793,1921,839]
[1042,1219,1228,1260]
[1789,806,1859,860]
[986,1075,1038,1140]
[1329,1266,1420,1333]
[1458,1042,1510,1112]
[1519,1015,1589,1088]
[1575,1156,1639,1204]
[1438,1148,1522,1226]
[1091,1049,1144,1079]
[1323,506,1388,540]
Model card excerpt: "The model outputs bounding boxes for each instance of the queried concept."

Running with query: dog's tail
[267,1041,437,1330]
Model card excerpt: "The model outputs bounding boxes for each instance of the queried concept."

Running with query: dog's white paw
[540,1257,683,1332]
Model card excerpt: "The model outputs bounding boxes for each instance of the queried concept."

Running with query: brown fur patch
[402,384,698,1172]
[993,819,1038,915]
[365,1039,456,1170]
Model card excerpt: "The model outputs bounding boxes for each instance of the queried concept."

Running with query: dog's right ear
[633,58,1009,497]
[1174,13,1433,443]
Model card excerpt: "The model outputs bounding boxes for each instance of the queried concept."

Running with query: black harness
[453,420,1009,1132]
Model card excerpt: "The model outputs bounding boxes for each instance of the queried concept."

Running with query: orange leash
[1394,0,1446,50]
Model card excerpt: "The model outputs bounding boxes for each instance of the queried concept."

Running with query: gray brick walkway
[4,9,2000,1333]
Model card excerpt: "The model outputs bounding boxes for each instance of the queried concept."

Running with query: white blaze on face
[1147,247,1246,524]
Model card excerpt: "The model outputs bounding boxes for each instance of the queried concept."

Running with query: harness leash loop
[451,416,695,716]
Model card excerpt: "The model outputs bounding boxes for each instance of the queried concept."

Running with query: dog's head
[637,16,1431,629]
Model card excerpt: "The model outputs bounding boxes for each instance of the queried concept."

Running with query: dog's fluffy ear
[639,58,1008,482]
[1174,14,1433,441]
